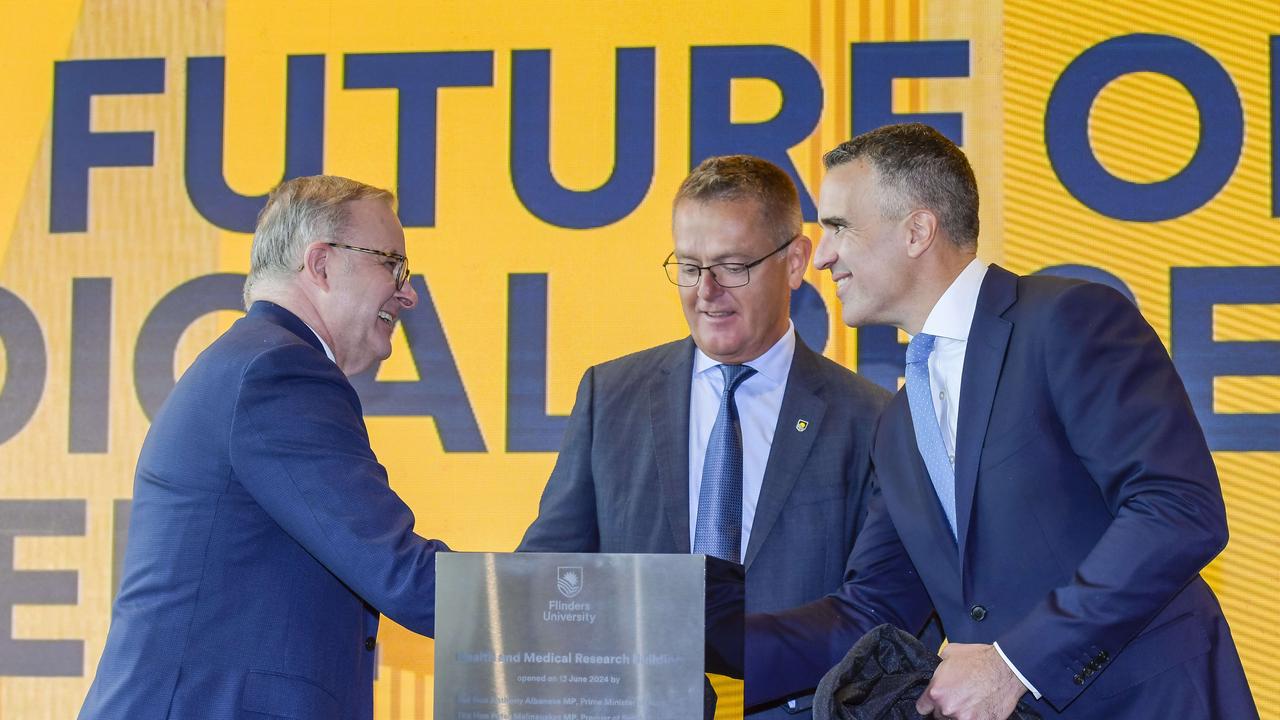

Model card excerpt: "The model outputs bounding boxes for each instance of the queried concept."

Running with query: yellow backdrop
[0,1,1275,718]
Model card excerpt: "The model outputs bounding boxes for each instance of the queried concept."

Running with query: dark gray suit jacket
[519,334,890,718]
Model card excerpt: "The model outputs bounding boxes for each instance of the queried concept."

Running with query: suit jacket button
[1073,674,1084,685]
[969,605,987,621]
[365,637,376,651]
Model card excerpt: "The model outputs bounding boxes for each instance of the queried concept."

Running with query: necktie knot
[718,363,756,394]
[906,333,936,365]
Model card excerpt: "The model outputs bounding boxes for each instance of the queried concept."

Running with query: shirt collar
[920,259,989,342]
[693,320,796,385]
[302,321,337,363]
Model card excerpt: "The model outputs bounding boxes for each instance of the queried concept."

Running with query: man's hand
[915,643,1027,720]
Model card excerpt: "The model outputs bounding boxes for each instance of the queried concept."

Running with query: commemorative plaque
[436,553,706,720]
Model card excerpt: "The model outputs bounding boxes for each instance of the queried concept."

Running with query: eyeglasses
[663,235,798,288]
[327,242,410,290]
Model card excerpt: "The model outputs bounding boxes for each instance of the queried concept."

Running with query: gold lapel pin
[795,419,809,432]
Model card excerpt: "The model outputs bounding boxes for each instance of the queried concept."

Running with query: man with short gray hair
[242,175,397,307]
[80,175,448,720]
[520,155,891,719]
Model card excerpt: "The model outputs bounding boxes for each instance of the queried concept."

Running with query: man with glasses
[519,155,892,719]
[81,176,448,720]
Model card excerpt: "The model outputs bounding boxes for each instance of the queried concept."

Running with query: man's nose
[813,232,835,271]
[696,269,724,299]
[396,278,418,309]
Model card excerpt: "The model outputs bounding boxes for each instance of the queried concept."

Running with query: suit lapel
[743,339,827,569]
[650,338,695,553]
[953,265,1016,565]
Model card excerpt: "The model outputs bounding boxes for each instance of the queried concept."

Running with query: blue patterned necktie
[693,363,757,562]
[905,333,958,537]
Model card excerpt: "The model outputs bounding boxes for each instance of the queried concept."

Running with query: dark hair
[674,155,802,243]
[824,123,978,247]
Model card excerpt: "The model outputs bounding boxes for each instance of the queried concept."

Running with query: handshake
[81,123,1258,720]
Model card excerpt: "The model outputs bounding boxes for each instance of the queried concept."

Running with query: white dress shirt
[303,322,337,364]
[688,322,796,563]
[917,259,986,463]
[913,259,1041,699]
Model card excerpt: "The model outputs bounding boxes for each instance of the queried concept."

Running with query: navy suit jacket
[745,266,1257,718]
[80,302,446,720]
[519,334,891,718]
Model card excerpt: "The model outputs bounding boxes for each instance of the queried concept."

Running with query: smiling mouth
[377,310,395,326]
[702,310,735,319]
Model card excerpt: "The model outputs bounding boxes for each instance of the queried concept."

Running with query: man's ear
[786,234,813,290]
[300,241,332,290]
[904,210,939,260]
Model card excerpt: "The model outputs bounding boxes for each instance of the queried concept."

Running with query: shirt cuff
[993,641,1041,700]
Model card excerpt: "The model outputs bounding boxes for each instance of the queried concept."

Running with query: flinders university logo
[557,566,583,598]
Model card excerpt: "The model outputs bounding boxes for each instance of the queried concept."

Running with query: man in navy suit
[744,124,1257,719]
[80,176,448,719]
[519,156,891,719]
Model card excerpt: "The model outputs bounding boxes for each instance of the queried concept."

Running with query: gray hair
[674,155,802,245]
[243,175,395,308]
[823,123,979,247]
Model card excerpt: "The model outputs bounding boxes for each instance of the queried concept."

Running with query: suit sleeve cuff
[993,641,1041,699]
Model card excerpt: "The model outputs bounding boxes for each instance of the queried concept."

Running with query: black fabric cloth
[705,555,745,679]
[703,556,743,719]
[813,625,1040,720]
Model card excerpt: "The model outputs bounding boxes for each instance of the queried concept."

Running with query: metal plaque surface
[436,552,705,720]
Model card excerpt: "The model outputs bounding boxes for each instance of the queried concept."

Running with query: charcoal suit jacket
[520,334,891,718]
